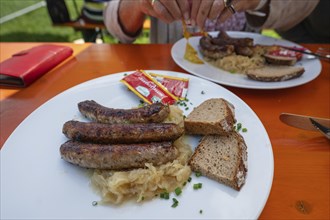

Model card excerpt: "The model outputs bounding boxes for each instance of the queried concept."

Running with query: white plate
[171,31,322,89]
[1,70,273,219]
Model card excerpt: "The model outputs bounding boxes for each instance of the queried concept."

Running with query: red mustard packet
[121,70,178,105]
[269,47,303,60]
[149,72,189,99]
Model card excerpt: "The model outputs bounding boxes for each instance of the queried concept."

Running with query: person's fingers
[218,0,241,22]
[138,0,157,17]
[190,0,201,25]
[176,0,190,21]
[158,0,182,20]
[195,0,213,28]
[208,0,224,20]
[152,0,176,23]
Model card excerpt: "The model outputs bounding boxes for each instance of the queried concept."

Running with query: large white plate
[171,31,322,89]
[1,70,273,219]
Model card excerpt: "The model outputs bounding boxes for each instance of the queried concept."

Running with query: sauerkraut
[91,105,192,204]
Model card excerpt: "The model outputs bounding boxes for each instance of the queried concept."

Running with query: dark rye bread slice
[246,65,305,82]
[189,132,248,190]
[184,98,235,135]
[264,53,297,66]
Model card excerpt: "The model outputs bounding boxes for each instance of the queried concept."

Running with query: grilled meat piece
[199,31,254,59]
[78,100,170,124]
[62,120,184,144]
[199,35,235,59]
[217,31,254,47]
[60,140,178,170]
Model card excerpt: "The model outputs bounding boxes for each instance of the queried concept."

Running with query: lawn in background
[0,0,125,43]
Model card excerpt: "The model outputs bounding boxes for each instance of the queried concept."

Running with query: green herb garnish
[193,183,202,190]
[174,187,182,196]
[160,191,170,199]
[171,198,179,208]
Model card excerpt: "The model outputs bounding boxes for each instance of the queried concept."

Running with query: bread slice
[264,53,297,66]
[189,132,248,190]
[246,65,305,82]
[184,98,235,135]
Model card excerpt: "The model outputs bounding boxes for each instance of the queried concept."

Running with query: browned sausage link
[60,140,178,170]
[78,100,170,124]
[62,120,184,144]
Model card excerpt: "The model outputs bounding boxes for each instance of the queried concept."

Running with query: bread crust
[188,132,248,190]
[184,98,235,135]
[246,65,305,82]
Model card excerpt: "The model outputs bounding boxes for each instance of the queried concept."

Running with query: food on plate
[62,120,184,144]
[60,140,178,170]
[199,31,254,59]
[184,98,235,135]
[246,65,305,82]
[182,20,205,64]
[61,103,192,204]
[264,53,297,66]
[78,100,170,124]
[188,132,248,191]
[121,70,178,104]
[91,137,192,204]
[184,42,204,64]
[198,31,305,81]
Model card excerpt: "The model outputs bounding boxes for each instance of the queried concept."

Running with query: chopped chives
[160,191,169,199]
[187,177,192,182]
[236,123,242,131]
[174,187,182,196]
[171,198,179,208]
[195,172,202,177]
[193,183,202,190]
[242,128,248,132]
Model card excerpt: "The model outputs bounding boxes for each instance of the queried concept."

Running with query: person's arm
[103,0,145,43]
[246,0,320,31]
[118,0,146,37]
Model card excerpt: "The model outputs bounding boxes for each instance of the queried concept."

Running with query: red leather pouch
[0,44,73,87]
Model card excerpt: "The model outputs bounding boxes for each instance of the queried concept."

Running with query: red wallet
[0,44,73,87]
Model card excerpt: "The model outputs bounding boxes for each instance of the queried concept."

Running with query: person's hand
[137,0,190,23]
[190,0,261,29]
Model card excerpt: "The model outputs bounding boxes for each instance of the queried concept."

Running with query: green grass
[0,0,149,43]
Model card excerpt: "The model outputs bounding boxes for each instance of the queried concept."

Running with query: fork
[310,118,330,139]
[281,46,330,61]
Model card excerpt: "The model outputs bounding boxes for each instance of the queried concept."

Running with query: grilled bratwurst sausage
[62,120,184,144]
[60,140,178,170]
[78,100,170,124]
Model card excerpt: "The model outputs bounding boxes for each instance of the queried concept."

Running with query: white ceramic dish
[171,31,322,89]
[1,70,274,219]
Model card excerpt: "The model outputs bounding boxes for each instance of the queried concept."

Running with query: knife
[279,113,330,131]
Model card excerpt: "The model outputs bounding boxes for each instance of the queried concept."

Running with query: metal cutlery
[310,118,330,139]
[280,113,330,139]
[280,46,330,61]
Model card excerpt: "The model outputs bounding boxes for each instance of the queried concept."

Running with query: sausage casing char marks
[63,120,184,144]
[60,140,178,170]
[78,100,170,124]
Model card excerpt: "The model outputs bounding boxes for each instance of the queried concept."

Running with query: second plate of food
[171,31,321,89]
